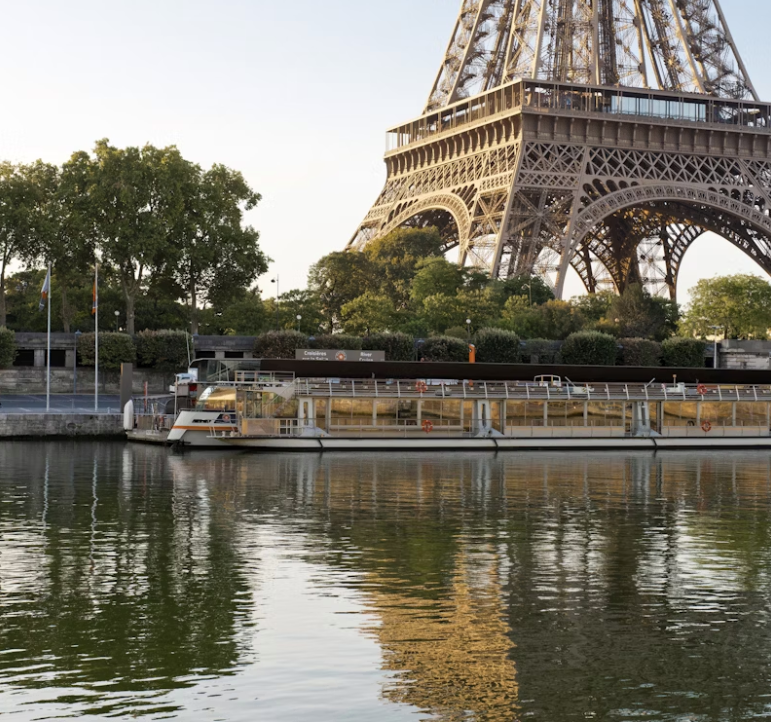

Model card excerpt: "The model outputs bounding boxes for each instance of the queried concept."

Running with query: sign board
[295,349,386,362]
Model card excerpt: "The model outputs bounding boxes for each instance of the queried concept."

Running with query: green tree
[502,296,548,338]
[169,163,267,334]
[500,275,555,306]
[264,289,324,335]
[606,284,668,340]
[420,293,466,333]
[0,161,54,326]
[214,290,266,335]
[681,274,771,339]
[364,227,444,308]
[341,293,396,336]
[308,252,374,332]
[571,291,615,325]
[540,299,585,340]
[411,257,465,304]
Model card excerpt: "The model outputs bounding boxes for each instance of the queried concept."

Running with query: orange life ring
[422,419,434,433]
[416,381,428,394]
[697,384,708,395]
[702,420,712,433]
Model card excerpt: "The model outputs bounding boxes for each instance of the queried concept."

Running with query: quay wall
[0,368,172,395]
[0,414,125,439]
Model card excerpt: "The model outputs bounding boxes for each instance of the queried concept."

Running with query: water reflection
[1,445,771,719]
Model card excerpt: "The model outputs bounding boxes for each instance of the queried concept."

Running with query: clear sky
[2,0,770,304]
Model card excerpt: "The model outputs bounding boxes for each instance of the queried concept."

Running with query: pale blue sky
[2,0,770,303]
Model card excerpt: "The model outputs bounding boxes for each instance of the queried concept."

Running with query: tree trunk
[61,285,71,333]
[190,278,198,335]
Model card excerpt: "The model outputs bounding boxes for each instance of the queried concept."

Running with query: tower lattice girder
[350,0,771,299]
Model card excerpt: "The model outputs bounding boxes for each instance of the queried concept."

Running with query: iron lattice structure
[349,0,771,298]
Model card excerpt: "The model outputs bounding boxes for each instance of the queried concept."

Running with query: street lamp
[271,276,280,330]
[296,314,302,333]
[522,282,532,306]
[466,318,472,340]
[74,330,82,394]
[114,310,120,332]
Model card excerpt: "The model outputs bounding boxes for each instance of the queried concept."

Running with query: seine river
[1,443,771,720]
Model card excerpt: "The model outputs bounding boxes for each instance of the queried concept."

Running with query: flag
[39,267,51,312]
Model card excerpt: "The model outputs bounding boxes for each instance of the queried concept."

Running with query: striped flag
[39,267,51,312]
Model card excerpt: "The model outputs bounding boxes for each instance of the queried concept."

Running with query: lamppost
[271,276,280,330]
[114,310,120,332]
[466,318,472,340]
[74,330,82,394]
[296,314,302,333]
[522,282,532,306]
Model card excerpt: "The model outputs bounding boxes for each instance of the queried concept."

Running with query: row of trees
[0,141,268,335]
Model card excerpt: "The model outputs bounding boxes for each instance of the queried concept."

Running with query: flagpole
[46,262,51,412]
[94,263,99,413]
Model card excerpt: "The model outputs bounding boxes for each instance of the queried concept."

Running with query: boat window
[663,402,698,426]
[735,402,770,427]
[699,402,734,427]
[546,401,585,427]
[586,402,624,427]
[196,387,236,411]
[505,401,545,426]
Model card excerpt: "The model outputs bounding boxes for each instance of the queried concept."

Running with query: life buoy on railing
[416,381,428,394]
[422,419,434,434]
[697,384,708,396]
[702,420,712,433]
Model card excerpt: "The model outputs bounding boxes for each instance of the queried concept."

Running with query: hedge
[254,330,308,359]
[520,339,561,364]
[136,330,190,372]
[618,338,662,367]
[419,336,469,363]
[0,327,16,368]
[473,328,521,363]
[78,333,136,370]
[661,337,706,368]
[364,332,414,361]
[310,334,363,350]
[561,331,617,366]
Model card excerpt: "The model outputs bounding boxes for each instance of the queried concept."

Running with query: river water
[1,443,771,720]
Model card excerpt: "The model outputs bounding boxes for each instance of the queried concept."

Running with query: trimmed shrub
[444,326,469,340]
[618,337,662,367]
[520,339,561,364]
[136,330,190,371]
[254,330,308,359]
[364,332,414,361]
[78,333,136,370]
[309,334,363,350]
[419,335,469,363]
[474,328,521,364]
[661,337,706,368]
[0,327,16,368]
[561,331,617,366]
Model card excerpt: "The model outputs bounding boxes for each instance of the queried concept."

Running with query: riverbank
[0,413,124,439]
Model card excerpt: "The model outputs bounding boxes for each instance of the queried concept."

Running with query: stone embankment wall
[0,368,172,395]
[0,414,124,438]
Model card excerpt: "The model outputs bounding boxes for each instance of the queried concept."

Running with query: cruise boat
[195,372,771,451]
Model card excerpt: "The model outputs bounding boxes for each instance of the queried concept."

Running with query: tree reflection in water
[1,445,771,720]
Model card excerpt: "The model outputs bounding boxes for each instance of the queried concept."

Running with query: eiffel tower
[348,0,771,299]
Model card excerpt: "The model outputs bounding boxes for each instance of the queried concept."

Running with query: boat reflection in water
[2,444,771,719]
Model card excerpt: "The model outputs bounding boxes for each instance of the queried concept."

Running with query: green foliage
[0,327,16,368]
[254,330,308,359]
[310,334,363,350]
[681,274,771,339]
[500,275,555,306]
[364,227,444,308]
[78,333,136,370]
[608,284,672,340]
[618,338,662,367]
[341,293,396,336]
[363,332,414,361]
[473,328,521,364]
[561,331,617,366]
[420,293,465,333]
[571,291,615,324]
[520,339,561,364]
[502,296,547,338]
[308,252,374,332]
[444,326,469,340]
[539,299,585,340]
[136,330,190,371]
[214,291,266,335]
[418,336,469,363]
[411,258,465,304]
[661,337,706,368]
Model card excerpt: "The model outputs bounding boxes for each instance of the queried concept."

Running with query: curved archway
[571,184,771,298]
[379,194,472,250]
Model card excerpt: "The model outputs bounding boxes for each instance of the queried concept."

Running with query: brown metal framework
[350,0,771,299]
